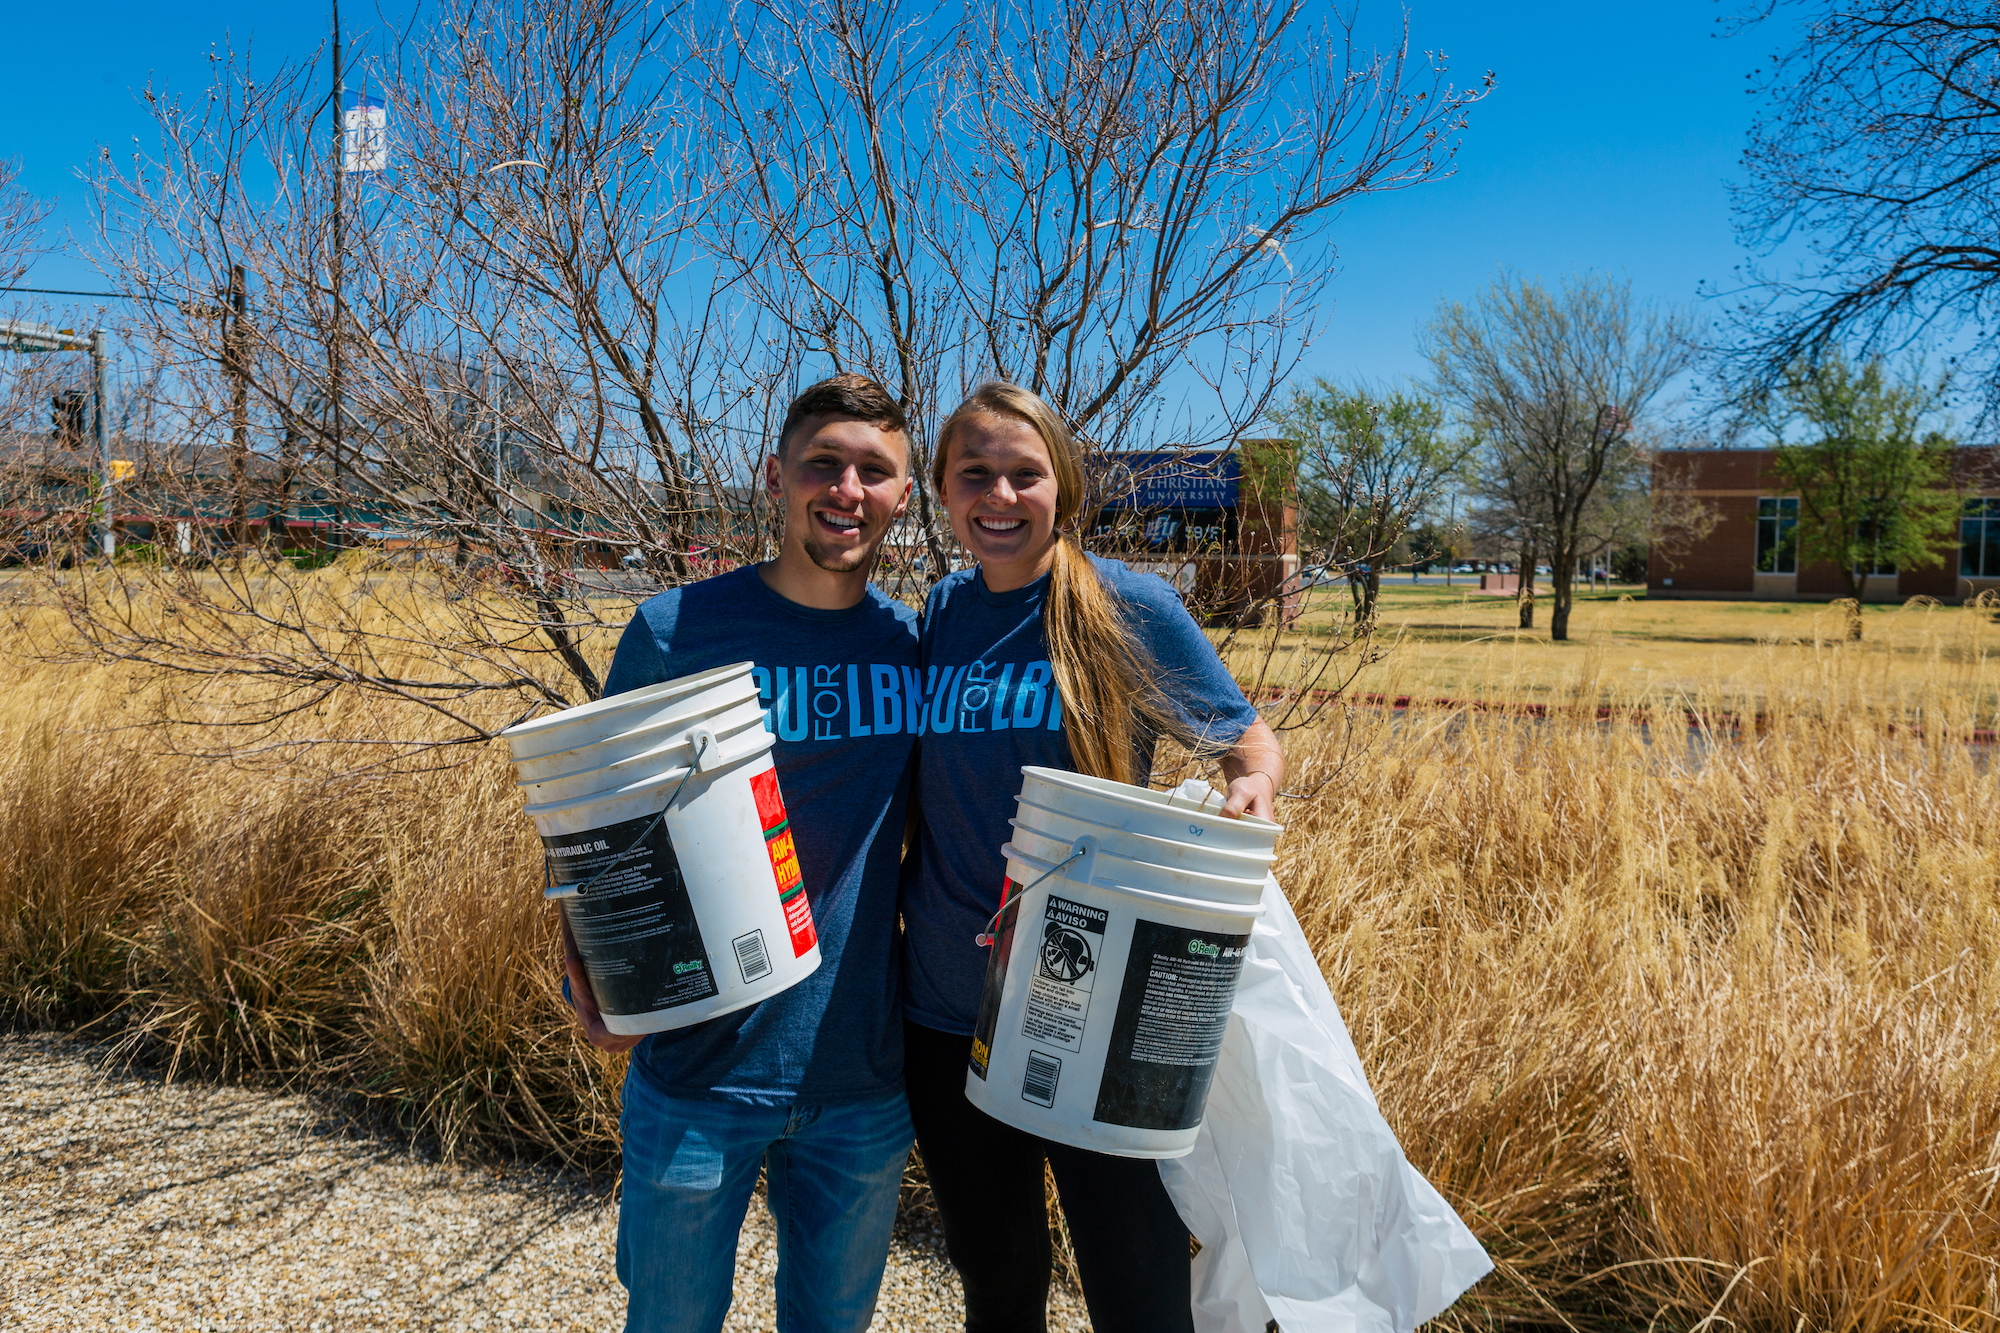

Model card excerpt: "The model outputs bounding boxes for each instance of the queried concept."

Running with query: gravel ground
[2,1034,1090,1332]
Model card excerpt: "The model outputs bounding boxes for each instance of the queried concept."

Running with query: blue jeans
[616,1064,914,1333]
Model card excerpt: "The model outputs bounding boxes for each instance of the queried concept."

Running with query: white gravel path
[1,1034,1091,1332]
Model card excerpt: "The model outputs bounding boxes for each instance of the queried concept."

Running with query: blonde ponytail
[934,384,1189,784]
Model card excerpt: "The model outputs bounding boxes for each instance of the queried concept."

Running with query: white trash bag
[1158,876,1493,1333]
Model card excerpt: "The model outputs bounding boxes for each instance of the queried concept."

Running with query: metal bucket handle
[543,728,719,901]
[975,838,1092,947]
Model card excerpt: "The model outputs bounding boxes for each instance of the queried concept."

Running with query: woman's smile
[942,412,1062,591]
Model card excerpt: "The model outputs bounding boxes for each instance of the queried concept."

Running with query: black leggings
[904,1020,1195,1333]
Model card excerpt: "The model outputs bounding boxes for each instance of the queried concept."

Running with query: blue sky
[2,0,1792,393]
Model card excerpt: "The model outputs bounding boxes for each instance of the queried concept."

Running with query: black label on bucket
[1021,895,1107,1054]
[547,811,718,1017]
[968,879,1020,1081]
[1092,919,1250,1132]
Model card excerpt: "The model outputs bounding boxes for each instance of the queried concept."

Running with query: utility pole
[329,0,345,546]
[93,331,112,558]
[226,263,250,548]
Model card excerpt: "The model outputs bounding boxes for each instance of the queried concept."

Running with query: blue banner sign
[1094,450,1240,510]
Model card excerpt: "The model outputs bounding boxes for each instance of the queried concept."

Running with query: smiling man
[567,374,921,1333]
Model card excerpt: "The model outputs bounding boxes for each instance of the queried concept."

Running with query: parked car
[620,547,648,570]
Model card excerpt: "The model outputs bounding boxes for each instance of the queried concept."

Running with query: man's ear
[763,453,783,501]
[893,477,913,519]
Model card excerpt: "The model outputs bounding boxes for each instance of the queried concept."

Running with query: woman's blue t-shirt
[900,555,1260,1035]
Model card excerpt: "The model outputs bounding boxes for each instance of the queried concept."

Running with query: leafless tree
[1426,272,1695,641]
[0,158,50,293]
[39,0,1486,759]
[697,0,1491,593]
[1,159,67,548]
[1727,2,2000,419]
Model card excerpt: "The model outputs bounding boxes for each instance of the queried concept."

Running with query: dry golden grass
[2,568,1996,1330]
[1227,582,2000,717]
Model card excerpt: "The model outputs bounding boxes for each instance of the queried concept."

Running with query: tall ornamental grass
[1,575,1995,1329]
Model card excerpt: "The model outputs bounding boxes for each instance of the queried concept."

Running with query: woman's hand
[1219,720,1284,821]
[559,910,643,1053]
[1221,769,1278,820]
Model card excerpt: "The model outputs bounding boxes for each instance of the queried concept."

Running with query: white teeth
[822,514,861,530]
[976,517,1025,531]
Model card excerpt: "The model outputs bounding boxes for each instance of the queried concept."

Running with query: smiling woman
[900,380,1286,1332]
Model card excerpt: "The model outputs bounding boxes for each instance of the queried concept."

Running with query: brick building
[1648,446,2000,603]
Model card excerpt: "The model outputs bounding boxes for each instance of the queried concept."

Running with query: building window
[1965,498,2000,578]
[1854,519,1897,576]
[1755,497,1798,574]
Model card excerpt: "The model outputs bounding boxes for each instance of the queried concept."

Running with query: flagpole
[330,0,345,545]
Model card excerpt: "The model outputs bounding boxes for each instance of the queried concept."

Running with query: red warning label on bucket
[751,767,817,957]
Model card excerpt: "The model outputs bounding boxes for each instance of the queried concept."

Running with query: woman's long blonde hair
[932,382,1186,784]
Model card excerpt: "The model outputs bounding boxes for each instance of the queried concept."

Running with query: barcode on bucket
[1021,1050,1061,1107]
[732,930,771,984]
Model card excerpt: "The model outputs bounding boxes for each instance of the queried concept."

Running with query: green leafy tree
[1760,356,1958,639]
[1271,383,1466,623]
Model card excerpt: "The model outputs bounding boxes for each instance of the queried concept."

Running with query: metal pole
[92,330,112,559]
[330,0,345,546]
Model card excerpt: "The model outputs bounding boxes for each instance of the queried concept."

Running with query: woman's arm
[1219,719,1284,820]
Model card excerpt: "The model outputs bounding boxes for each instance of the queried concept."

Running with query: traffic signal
[52,390,87,448]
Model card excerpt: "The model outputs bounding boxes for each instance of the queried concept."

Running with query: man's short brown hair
[777,374,910,463]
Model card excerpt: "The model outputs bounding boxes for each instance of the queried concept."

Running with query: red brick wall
[1651,446,2000,601]
[1651,493,1756,593]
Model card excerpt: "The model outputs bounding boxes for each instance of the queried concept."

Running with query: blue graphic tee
[603,564,920,1104]
[900,555,1260,1035]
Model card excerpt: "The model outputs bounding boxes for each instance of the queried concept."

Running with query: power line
[0,285,168,302]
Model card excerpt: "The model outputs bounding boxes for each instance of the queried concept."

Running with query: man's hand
[559,910,642,1054]
[1218,720,1284,821]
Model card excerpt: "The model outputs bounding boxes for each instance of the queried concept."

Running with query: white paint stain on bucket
[500,662,820,1035]
[965,767,1280,1158]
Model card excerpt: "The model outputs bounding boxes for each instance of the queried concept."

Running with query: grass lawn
[1216,581,2000,715]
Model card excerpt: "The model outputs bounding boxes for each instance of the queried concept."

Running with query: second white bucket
[501,662,821,1035]
[964,766,1281,1158]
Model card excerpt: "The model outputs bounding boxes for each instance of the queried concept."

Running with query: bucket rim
[1007,820,1275,885]
[1009,803,1278,867]
[501,661,757,743]
[1018,765,1282,837]
[512,695,767,785]
[520,730,774,818]
[1003,843,1269,915]
[517,713,772,796]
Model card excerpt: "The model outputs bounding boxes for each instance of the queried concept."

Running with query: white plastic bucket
[964,767,1282,1159]
[500,662,821,1035]
[503,662,764,765]
[509,683,767,785]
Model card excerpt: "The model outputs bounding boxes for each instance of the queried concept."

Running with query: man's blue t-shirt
[900,555,1260,1035]
[602,564,920,1104]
